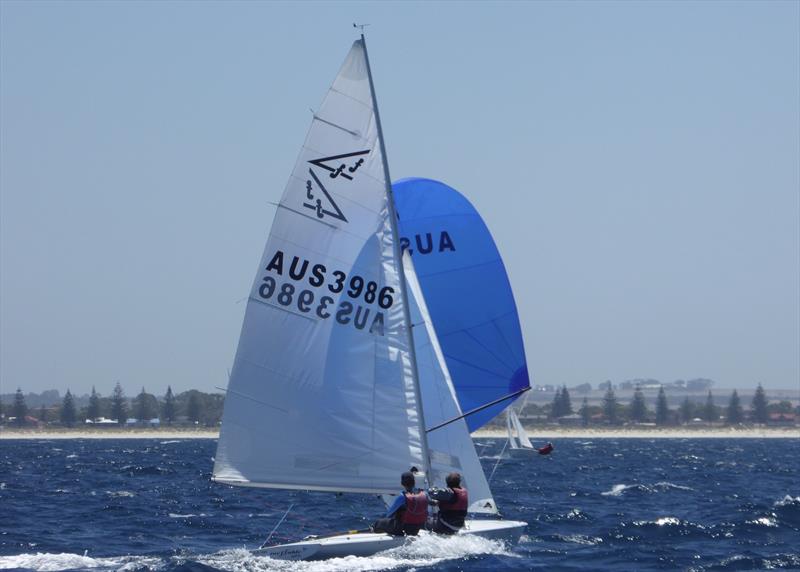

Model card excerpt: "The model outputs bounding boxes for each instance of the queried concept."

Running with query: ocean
[1,438,798,571]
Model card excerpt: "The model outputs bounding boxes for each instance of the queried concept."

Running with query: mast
[360,34,433,488]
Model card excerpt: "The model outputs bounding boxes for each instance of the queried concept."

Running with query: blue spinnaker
[393,178,530,431]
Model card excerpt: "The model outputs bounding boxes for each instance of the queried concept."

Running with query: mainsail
[213,40,425,494]
[393,178,531,430]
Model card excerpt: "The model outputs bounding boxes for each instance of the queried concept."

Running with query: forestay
[213,40,424,494]
[393,178,531,430]
[403,254,497,514]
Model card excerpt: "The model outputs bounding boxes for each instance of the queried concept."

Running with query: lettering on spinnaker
[400,231,457,256]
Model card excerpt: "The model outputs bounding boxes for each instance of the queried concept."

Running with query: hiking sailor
[370,471,429,536]
[427,472,469,535]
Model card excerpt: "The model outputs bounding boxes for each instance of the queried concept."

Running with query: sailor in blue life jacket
[370,471,429,536]
[427,472,469,535]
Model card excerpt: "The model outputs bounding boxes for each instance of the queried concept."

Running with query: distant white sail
[506,412,519,449]
[213,40,424,494]
[510,409,533,449]
[403,254,497,514]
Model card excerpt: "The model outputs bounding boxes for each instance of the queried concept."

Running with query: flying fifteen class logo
[303,150,370,223]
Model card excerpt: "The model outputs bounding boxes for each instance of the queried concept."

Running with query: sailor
[427,472,469,535]
[370,471,429,536]
[537,442,554,455]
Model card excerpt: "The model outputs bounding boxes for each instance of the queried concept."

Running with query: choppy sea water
[1,438,798,571]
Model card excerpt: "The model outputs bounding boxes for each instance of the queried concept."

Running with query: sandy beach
[473,427,800,439]
[1,426,797,440]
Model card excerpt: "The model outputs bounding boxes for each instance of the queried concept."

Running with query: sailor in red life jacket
[427,472,469,535]
[370,471,429,536]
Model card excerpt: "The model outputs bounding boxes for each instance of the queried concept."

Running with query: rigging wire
[261,503,294,548]
[487,438,510,485]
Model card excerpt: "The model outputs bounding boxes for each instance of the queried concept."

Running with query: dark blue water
[1,438,798,571]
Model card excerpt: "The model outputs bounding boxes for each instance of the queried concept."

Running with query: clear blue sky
[1,1,798,397]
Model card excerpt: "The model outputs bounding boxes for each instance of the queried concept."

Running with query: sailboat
[212,36,527,561]
[506,407,536,454]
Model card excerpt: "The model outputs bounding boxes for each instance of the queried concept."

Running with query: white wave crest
[168,513,208,518]
[0,552,164,572]
[747,516,778,527]
[160,440,181,445]
[194,534,513,572]
[601,483,635,496]
[558,534,602,545]
[602,482,693,497]
[774,495,800,507]
[105,490,135,498]
[653,482,694,492]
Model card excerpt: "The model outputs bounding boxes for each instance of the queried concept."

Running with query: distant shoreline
[1,426,797,440]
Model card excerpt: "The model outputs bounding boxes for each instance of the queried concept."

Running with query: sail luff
[360,34,433,487]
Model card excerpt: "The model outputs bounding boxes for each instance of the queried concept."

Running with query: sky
[1,1,798,397]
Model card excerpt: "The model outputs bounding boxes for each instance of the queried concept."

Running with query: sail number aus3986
[258,250,394,336]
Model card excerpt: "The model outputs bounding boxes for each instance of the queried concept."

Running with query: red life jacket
[401,490,429,525]
[438,487,468,529]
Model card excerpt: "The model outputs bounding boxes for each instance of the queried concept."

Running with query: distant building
[686,378,714,391]
[768,412,796,426]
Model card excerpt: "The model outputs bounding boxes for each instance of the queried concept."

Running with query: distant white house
[125,418,160,426]
[85,417,117,425]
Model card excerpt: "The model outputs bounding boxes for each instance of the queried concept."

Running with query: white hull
[255,518,526,561]
[507,446,537,457]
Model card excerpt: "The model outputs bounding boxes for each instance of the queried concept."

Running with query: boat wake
[0,536,514,572]
[197,535,513,572]
[0,552,164,572]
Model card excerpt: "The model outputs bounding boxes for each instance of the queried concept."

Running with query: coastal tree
[550,386,573,418]
[579,397,590,427]
[187,391,202,424]
[767,400,793,414]
[163,386,176,425]
[629,386,647,423]
[60,390,76,427]
[87,386,101,422]
[13,389,27,426]
[560,386,573,416]
[602,387,618,425]
[655,386,670,426]
[39,405,47,424]
[111,382,128,425]
[679,396,694,424]
[750,384,768,424]
[703,391,717,423]
[726,390,743,425]
[134,387,157,422]
[549,387,562,419]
